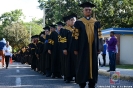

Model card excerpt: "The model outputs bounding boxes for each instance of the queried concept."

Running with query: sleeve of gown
[48,33,53,50]
[60,29,67,50]
[40,42,44,54]
[73,21,81,51]
[44,35,49,52]
[95,21,103,51]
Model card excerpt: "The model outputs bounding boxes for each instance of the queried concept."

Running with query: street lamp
[42,0,49,27]
[29,16,33,42]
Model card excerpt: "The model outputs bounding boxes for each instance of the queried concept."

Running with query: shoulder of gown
[74,21,85,30]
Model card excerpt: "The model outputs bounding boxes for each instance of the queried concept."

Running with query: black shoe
[79,83,86,88]
[65,80,70,83]
[107,70,110,72]
[43,73,45,75]
[46,74,51,77]
[79,85,85,88]
[70,79,74,81]
[101,65,103,67]
[64,79,66,81]
[88,82,95,88]
[6,67,8,69]
[38,71,41,73]
[51,75,55,78]
[57,76,62,79]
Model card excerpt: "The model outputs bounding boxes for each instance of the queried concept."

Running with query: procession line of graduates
[20,2,103,88]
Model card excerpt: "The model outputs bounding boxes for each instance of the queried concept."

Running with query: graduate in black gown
[26,46,31,65]
[28,36,35,66]
[43,26,51,77]
[56,22,64,78]
[48,24,61,78]
[60,14,77,83]
[20,46,26,64]
[29,35,38,71]
[36,32,45,73]
[73,2,103,88]
[25,46,30,64]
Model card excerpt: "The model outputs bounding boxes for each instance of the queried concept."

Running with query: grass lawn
[116,65,133,69]
[106,65,133,69]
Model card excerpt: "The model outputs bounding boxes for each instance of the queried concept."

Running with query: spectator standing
[3,41,12,69]
[106,31,117,72]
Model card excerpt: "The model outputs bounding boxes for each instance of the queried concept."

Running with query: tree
[38,0,133,29]
[2,22,29,51]
[0,9,24,40]
[24,19,43,36]
[0,9,24,27]
[0,9,43,51]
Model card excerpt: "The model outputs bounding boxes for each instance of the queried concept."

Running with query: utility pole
[29,16,32,42]
[43,7,46,27]
[42,0,51,27]
[29,24,31,42]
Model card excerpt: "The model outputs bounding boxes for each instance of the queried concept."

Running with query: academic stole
[79,17,97,79]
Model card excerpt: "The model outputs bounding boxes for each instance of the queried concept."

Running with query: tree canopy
[0,9,43,52]
[38,0,133,29]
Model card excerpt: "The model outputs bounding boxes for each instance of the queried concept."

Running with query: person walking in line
[3,41,12,69]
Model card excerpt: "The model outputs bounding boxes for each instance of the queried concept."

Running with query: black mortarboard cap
[40,31,45,35]
[50,24,57,28]
[56,22,64,26]
[43,26,50,31]
[68,13,77,19]
[63,16,69,22]
[31,36,35,39]
[34,35,39,38]
[79,2,95,8]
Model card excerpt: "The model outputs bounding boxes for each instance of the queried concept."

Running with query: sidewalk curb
[98,70,133,82]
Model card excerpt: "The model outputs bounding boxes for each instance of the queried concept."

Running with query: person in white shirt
[3,41,12,69]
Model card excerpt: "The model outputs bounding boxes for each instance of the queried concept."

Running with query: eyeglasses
[85,9,92,11]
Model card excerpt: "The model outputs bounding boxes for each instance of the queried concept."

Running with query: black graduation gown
[24,49,30,64]
[37,38,45,72]
[26,48,31,65]
[16,53,21,62]
[20,50,25,64]
[44,35,51,71]
[48,31,60,74]
[28,43,33,65]
[73,19,103,84]
[57,28,65,76]
[12,54,15,61]
[36,41,42,71]
[30,43,38,70]
[60,27,76,78]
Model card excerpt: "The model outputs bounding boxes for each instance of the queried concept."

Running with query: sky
[0,0,43,22]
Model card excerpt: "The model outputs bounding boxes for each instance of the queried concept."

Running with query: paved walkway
[98,66,133,82]
[0,62,133,88]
